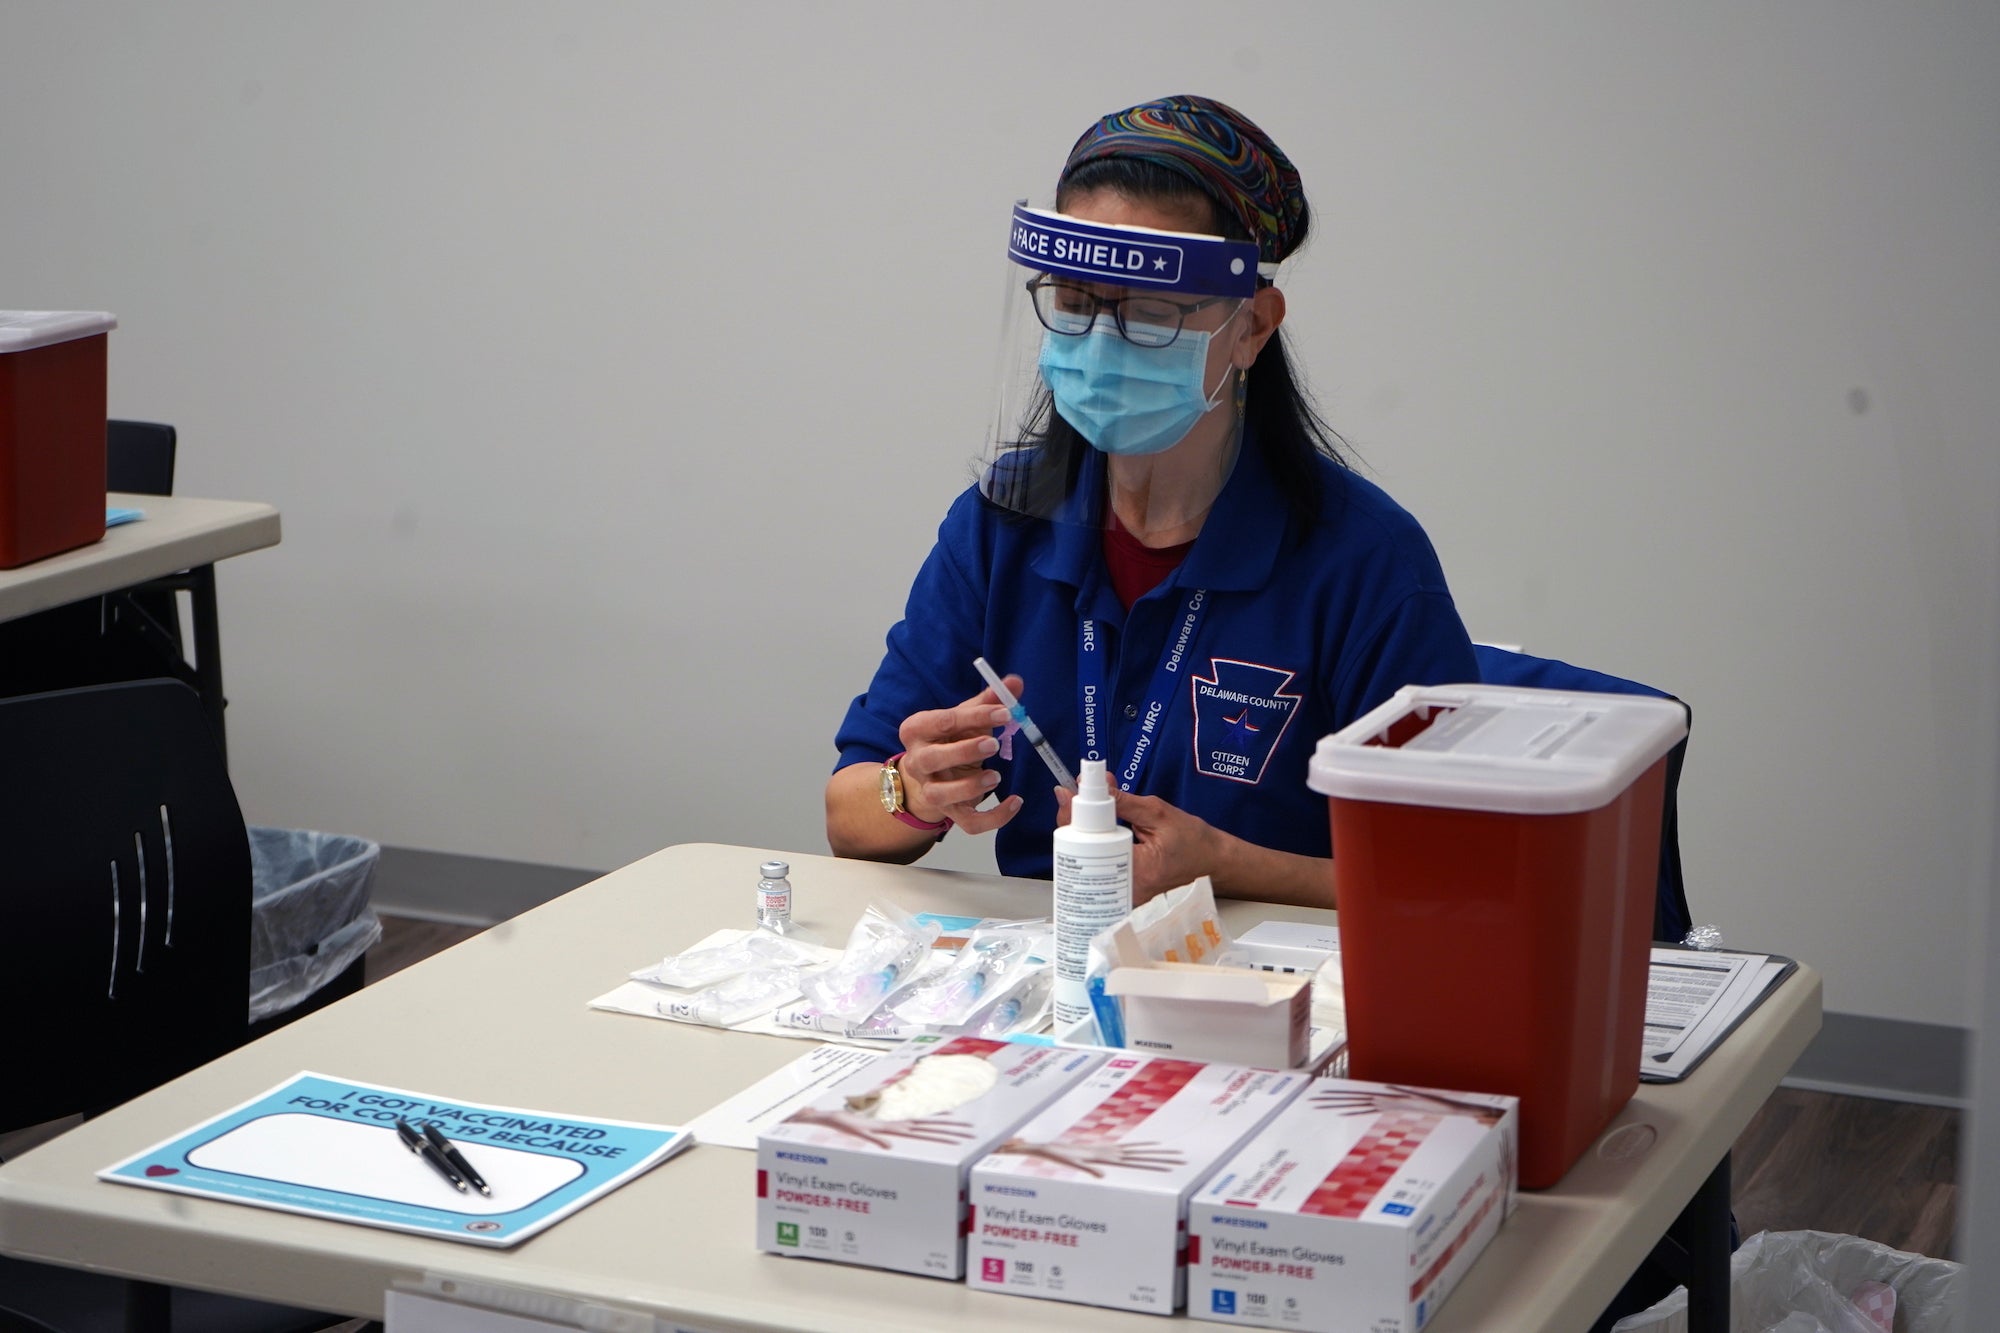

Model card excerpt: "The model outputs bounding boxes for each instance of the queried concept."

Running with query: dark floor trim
[371,845,602,926]
[1783,1010,1968,1108]
[370,847,1969,1106]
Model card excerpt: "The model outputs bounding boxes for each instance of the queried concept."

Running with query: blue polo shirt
[835,440,1476,880]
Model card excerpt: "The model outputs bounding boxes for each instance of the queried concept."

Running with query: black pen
[419,1120,491,1197]
[394,1117,467,1192]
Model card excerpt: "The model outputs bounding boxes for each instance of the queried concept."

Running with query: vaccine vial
[756,860,795,935]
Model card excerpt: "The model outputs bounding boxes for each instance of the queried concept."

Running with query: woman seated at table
[827,95,1474,908]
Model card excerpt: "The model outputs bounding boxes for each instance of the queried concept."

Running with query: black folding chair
[0,679,351,1333]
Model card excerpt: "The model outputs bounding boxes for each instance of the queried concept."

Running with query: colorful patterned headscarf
[1059,95,1307,266]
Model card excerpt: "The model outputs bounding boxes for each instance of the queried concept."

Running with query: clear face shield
[981,203,1272,535]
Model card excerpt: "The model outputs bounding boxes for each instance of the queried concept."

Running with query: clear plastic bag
[654,966,804,1028]
[882,920,1049,1029]
[798,902,940,1024]
[1608,1230,1964,1333]
[774,921,1050,1041]
[633,930,823,989]
[246,827,382,1022]
[962,967,1054,1038]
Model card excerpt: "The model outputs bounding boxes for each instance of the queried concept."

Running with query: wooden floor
[367,915,1963,1262]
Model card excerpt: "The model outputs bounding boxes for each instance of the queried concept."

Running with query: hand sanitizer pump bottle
[1052,759,1132,1032]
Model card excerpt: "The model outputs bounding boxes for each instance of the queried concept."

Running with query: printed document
[1642,948,1792,1082]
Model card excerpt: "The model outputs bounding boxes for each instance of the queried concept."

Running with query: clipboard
[1640,946,1799,1083]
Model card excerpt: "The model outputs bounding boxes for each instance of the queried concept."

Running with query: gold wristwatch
[879,752,951,834]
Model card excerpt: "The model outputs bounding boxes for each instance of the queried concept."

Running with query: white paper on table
[588,928,953,1043]
[682,1042,887,1150]
[1641,948,1786,1081]
[1642,949,1751,1059]
[587,928,841,1037]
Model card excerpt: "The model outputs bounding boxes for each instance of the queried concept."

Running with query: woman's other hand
[1054,784,1334,909]
[1055,785,1218,903]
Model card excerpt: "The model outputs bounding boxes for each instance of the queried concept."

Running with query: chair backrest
[103,418,186,662]
[105,419,177,497]
[0,678,250,1133]
[1472,644,1693,944]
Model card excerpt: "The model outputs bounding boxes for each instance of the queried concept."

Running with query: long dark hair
[987,157,1346,532]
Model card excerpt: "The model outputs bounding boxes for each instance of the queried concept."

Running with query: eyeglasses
[1025,275,1229,349]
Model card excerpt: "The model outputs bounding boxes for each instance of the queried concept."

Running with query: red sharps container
[1308,683,1687,1188]
[0,310,117,569]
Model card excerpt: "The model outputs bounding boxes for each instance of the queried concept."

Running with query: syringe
[973,657,1079,792]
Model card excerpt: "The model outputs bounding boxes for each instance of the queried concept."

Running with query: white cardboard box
[1108,962,1313,1069]
[755,1034,1104,1278]
[1187,1078,1519,1332]
[966,1056,1312,1314]
[1221,920,1341,975]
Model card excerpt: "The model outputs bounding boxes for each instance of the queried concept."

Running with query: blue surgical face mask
[1037,310,1240,457]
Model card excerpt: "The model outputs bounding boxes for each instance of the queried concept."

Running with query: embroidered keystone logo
[1190,659,1301,785]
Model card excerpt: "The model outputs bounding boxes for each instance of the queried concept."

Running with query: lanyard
[1078,587,1210,792]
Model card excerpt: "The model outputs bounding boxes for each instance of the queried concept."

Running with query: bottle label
[1053,849,1132,1029]
[758,887,791,915]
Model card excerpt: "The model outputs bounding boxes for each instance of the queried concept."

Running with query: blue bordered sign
[98,1072,691,1248]
[1008,203,1263,297]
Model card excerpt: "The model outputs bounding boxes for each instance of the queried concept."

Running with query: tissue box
[967,1056,1311,1314]
[1108,962,1313,1069]
[755,1034,1103,1278]
[1188,1078,1518,1332]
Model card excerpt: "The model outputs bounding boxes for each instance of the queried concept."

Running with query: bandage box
[1189,1078,1518,1332]
[755,1034,1104,1278]
[966,1056,1311,1314]
[1107,963,1313,1069]
[0,311,115,569]
[1308,684,1686,1189]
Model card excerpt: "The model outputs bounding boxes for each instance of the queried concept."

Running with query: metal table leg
[1682,1153,1732,1333]
[122,1278,170,1333]
[1640,1151,1732,1333]
[186,563,227,766]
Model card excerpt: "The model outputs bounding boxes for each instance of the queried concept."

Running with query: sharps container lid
[1308,683,1689,815]
[0,311,118,354]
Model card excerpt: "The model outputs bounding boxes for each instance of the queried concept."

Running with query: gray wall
[2,5,1994,1041]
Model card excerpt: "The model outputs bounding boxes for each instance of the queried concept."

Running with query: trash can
[247,827,383,1024]
[1609,1230,1965,1333]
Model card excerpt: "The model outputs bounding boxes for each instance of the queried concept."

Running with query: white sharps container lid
[1308,683,1689,815]
[0,311,118,354]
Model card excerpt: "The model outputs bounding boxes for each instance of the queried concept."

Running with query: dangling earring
[1234,367,1249,414]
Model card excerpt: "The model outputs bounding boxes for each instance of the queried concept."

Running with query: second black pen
[419,1120,492,1197]
[394,1116,467,1192]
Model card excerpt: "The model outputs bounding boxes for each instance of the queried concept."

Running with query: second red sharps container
[1308,683,1688,1189]
[0,310,117,569]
